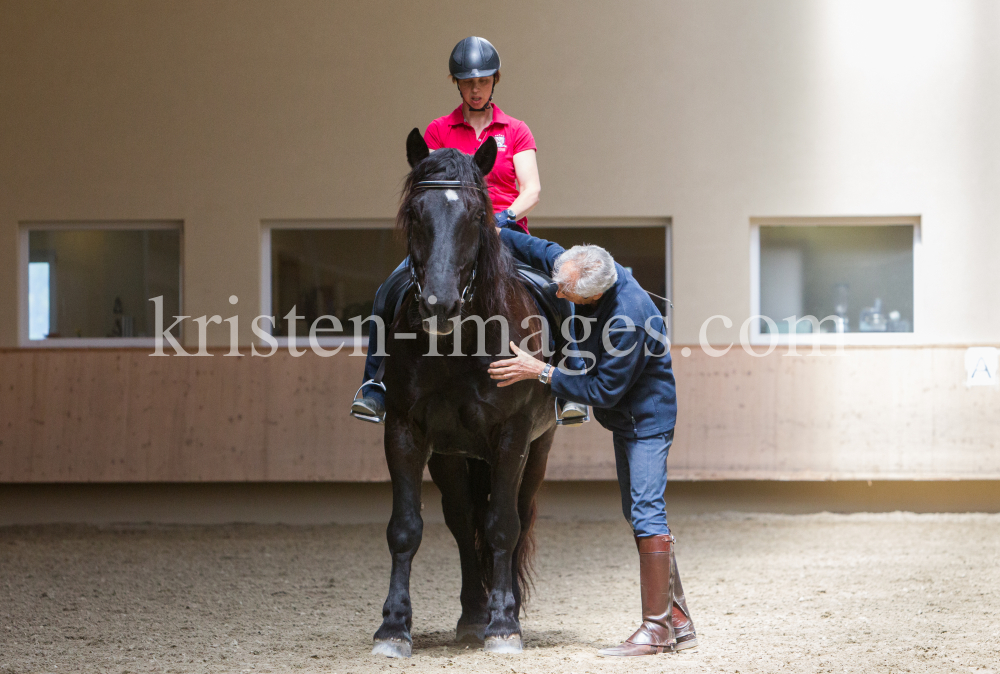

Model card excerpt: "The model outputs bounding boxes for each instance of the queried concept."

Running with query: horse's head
[399,128,498,335]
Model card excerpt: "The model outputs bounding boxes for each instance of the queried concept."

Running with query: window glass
[530,226,669,316]
[28,262,51,340]
[270,229,406,337]
[759,225,913,333]
[28,228,181,339]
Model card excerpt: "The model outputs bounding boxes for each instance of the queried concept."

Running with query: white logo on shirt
[493,134,506,149]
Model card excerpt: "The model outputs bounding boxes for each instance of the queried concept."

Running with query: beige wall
[2,0,999,347]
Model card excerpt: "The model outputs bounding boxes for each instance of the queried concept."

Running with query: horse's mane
[396,148,521,323]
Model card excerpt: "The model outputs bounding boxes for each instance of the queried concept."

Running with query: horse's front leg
[427,454,489,642]
[373,417,429,658]
[483,421,533,654]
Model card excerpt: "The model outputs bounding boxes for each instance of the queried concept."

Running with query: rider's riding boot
[555,399,590,425]
[671,549,698,650]
[350,383,386,424]
[598,534,676,657]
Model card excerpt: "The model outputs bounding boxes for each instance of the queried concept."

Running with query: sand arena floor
[2,513,999,674]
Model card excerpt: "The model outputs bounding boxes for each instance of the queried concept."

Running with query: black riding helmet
[449,36,500,111]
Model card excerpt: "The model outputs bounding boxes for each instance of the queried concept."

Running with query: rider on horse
[350,36,588,425]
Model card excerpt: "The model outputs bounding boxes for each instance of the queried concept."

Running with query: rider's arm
[507,150,540,219]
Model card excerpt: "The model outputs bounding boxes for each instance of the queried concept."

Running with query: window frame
[260,217,673,350]
[18,220,184,348]
[749,215,922,346]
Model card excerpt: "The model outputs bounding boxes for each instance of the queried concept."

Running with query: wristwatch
[502,208,517,223]
[538,363,553,385]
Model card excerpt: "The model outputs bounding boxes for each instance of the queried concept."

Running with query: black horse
[371,130,557,657]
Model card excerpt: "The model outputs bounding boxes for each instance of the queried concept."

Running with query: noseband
[408,180,486,306]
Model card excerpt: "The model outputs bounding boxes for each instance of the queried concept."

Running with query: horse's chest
[406,359,499,454]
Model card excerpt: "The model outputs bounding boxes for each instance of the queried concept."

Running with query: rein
[408,179,487,306]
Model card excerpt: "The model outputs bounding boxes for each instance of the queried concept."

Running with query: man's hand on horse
[489,341,546,387]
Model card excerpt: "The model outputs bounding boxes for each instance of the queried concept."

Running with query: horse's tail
[513,493,538,604]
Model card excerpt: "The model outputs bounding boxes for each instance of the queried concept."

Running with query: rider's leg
[351,258,411,423]
[554,311,589,424]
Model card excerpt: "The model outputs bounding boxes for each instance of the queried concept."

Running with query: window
[263,222,406,341]
[751,217,918,343]
[21,222,182,346]
[262,218,672,344]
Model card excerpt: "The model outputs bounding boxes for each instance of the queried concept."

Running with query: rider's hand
[494,209,517,230]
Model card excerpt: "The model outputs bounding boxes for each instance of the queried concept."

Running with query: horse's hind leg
[427,454,489,643]
[373,418,429,659]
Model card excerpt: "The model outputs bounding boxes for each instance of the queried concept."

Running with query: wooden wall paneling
[262,352,387,481]
[135,350,188,481]
[307,352,386,482]
[208,355,268,481]
[264,353,321,480]
[38,351,129,481]
[2,347,1000,482]
[0,352,32,481]
[77,351,132,481]
[928,348,1000,476]
[174,356,265,481]
[544,423,617,481]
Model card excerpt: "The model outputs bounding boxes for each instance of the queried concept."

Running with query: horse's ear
[473,136,497,177]
[406,128,430,168]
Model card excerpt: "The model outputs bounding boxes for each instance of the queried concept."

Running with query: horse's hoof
[484,634,523,654]
[455,623,486,643]
[372,638,412,658]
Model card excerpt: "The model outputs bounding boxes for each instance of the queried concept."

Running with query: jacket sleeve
[499,229,564,276]
[549,315,646,408]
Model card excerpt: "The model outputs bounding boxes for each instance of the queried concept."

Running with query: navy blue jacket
[500,229,677,438]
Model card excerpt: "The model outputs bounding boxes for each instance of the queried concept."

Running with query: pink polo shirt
[424,104,536,233]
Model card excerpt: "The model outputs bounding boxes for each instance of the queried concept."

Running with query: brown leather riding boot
[625,534,698,649]
[671,549,698,650]
[597,534,676,656]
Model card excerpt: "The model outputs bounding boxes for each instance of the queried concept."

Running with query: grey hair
[553,245,618,298]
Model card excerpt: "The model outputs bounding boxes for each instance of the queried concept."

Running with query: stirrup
[351,380,386,424]
[555,399,590,426]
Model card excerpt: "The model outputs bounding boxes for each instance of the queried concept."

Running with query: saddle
[372,261,572,358]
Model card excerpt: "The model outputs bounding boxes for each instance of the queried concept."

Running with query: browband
[413,180,482,189]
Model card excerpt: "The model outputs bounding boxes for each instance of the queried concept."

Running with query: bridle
[408,180,486,306]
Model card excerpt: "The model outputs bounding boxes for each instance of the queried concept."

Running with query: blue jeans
[360,258,410,399]
[613,430,674,537]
